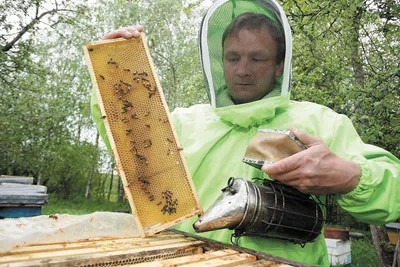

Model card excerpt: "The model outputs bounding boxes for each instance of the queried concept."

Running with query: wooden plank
[5,234,186,255]
[182,253,256,267]
[0,194,48,205]
[0,238,203,264]
[130,249,240,267]
[323,227,349,241]
[235,259,293,266]
[0,206,42,218]
[171,229,315,267]
[0,183,47,194]
[0,176,33,184]
[4,241,204,267]
[388,230,399,245]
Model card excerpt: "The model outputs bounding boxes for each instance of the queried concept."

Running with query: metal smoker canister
[193,178,324,245]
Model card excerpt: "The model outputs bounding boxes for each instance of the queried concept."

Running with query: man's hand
[102,25,144,40]
[262,127,361,196]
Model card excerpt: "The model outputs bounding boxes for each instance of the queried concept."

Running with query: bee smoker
[193,177,323,245]
[193,130,324,245]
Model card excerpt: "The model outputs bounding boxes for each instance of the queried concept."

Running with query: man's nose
[236,59,250,77]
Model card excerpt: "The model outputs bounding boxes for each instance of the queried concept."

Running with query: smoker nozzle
[193,178,248,233]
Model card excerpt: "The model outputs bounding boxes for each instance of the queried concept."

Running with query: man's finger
[102,29,132,40]
[262,153,302,175]
[289,126,321,147]
[102,26,144,40]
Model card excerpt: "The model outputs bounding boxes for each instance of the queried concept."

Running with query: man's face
[223,27,284,104]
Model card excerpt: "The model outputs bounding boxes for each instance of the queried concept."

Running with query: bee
[131,113,139,119]
[49,215,58,220]
[145,124,150,128]
[88,48,94,52]
[113,83,121,94]
[177,147,184,151]
[149,91,156,98]
[123,100,133,108]
[144,111,150,117]
[157,201,162,206]
[143,138,152,148]
[101,115,106,120]
[167,138,174,143]
[108,58,119,68]
[123,85,132,94]
[120,80,132,87]
[99,74,105,80]
[123,68,130,72]
[122,100,134,113]
[126,129,132,135]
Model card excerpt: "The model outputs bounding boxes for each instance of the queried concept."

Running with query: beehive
[83,35,202,237]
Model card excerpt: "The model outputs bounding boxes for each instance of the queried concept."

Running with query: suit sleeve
[90,87,112,153]
[330,114,400,224]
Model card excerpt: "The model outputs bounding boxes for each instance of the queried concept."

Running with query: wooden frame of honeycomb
[83,34,202,237]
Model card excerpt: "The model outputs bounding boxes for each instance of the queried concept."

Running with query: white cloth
[0,212,139,253]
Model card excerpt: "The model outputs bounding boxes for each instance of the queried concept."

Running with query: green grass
[42,194,131,215]
[348,238,380,267]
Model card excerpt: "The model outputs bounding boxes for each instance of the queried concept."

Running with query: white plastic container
[325,238,351,265]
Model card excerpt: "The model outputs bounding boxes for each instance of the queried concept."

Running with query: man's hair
[222,12,285,63]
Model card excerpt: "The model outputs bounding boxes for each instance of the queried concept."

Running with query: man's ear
[275,61,284,77]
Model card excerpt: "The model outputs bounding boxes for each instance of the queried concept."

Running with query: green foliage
[42,194,131,215]
[284,0,400,158]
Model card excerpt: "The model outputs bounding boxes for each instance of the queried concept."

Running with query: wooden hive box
[0,230,304,267]
[83,35,202,237]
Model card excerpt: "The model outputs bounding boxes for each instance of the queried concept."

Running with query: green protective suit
[91,0,400,266]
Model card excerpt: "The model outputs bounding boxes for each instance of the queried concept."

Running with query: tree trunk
[370,225,394,266]
[393,237,400,267]
[37,172,42,185]
[107,160,115,201]
[118,176,124,202]
[350,5,365,88]
[85,132,99,199]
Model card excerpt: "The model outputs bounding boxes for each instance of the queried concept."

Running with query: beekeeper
[92,0,400,265]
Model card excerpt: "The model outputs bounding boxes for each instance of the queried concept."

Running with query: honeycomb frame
[83,34,202,237]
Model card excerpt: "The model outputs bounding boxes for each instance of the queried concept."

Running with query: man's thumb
[289,126,321,147]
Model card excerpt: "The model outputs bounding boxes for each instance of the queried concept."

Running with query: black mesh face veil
[198,0,293,107]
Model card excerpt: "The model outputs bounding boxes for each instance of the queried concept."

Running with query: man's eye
[253,58,266,62]
[226,57,239,62]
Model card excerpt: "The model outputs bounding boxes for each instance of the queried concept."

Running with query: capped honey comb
[83,34,202,237]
